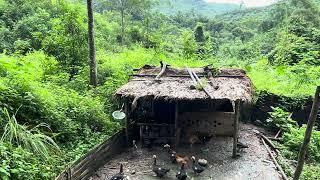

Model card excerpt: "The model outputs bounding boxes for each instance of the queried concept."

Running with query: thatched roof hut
[115,63,253,157]
[115,64,253,102]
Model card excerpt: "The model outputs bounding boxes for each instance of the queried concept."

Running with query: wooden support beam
[175,102,180,148]
[139,125,143,146]
[124,101,129,147]
[293,86,320,180]
[232,99,241,158]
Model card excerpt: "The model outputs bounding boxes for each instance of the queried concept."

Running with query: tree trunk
[87,0,98,87]
[293,86,320,180]
[120,0,125,45]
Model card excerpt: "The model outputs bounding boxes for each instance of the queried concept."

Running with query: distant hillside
[157,0,241,17]
[215,6,272,22]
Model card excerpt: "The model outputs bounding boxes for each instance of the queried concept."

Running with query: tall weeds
[0,108,60,159]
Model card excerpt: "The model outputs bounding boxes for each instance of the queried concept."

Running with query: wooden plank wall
[55,130,126,180]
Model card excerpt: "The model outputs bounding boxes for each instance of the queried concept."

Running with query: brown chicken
[189,132,213,148]
[175,155,189,166]
[163,144,189,165]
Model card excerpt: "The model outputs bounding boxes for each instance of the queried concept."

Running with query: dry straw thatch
[115,64,253,102]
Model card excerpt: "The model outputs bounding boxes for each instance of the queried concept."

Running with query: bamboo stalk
[260,133,280,154]
[185,67,197,84]
[191,70,213,99]
[261,138,288,180]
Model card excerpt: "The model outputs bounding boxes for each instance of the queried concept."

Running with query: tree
[99,0,154,45]
[194,23,206,55]
[194,24,206,43]
[87,0,98,87]
[293,86,320,180]
[181,30,197,57]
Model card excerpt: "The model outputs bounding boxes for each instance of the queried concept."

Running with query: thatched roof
[115,64,253,102]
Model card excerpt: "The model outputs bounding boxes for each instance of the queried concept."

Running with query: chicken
[176,162,187,180]
[130,140,141,158]
[152,155,170,178]
[189,133,213,150]
[163,144,189,165]
[163,144,177,163]
[175,155,189,166]
[110,164,125,180]
[189,135,202,147]
[191,156,205,175]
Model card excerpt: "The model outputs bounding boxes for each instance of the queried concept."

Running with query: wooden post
[293,86,320,180]
[124,100,129,147]
[233,99,241,158]
[175,102,180,147]
[155,61,167,80]
[139,125,143,144]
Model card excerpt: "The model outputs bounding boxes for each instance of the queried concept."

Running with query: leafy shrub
[0,141,64,180]
[282,126,320,162]
[0,52,116,144]
[302,164,320,180]
[266,107,297,131]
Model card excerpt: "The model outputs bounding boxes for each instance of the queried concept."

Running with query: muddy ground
[89,123,281,180]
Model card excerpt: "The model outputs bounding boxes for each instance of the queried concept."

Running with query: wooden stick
[155,62,167,80]
[185,67,197,84]
[275,129,281,138]
[261,138,288,180]
[191,70,213,99]
[232,100,240,158]
[268,137,283,141]
[293,86,320,180]
[260,133,280,154]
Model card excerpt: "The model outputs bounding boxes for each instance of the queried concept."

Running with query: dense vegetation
[0,0,320,179]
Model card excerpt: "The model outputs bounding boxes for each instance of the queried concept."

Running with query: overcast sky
[205,0,277,7]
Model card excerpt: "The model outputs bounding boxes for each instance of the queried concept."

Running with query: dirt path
[90,123,281,180]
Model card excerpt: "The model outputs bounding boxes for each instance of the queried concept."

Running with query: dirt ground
[89,123,282,180]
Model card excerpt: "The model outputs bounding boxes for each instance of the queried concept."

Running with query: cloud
[205,0,277,7]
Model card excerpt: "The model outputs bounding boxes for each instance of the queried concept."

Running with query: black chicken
[152,155,170,178]
[176,162,187,180]
[191,156,205,175]
[110,164,125,180]
[163,144,177,163]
